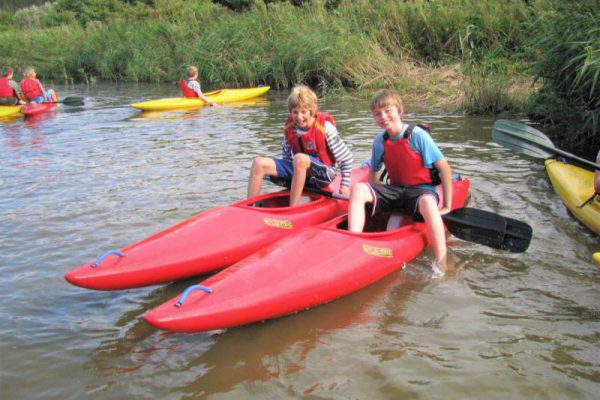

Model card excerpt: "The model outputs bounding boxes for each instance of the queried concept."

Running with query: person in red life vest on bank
[0,66,25,105]
[348,89,453,278]
[179,66,217,107]
[20,66,58,104]
[247,84,354,207]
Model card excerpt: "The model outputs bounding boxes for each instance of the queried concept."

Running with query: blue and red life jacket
[179,79,198,98]
[283,112,336,166]
[383,124,441,186]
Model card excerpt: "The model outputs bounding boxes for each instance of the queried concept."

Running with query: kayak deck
[130,86,271,111]
[144,177,470,333]
[545,159,600,235]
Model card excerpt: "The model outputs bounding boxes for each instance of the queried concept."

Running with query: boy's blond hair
[287,85,318,115]
[187,66,198,78]
[370,89,404,116]
[23,67,36,78]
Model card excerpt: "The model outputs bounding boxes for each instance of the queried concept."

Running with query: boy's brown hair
[287,85,318,115]
[1,66,13,77]
[187,66,198,78]
[369,89,404,117]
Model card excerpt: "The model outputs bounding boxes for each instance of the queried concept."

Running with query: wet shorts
[367,183,439,219]
[270,156,337,189]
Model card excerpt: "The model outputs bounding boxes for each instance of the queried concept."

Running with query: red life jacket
[383,124,440,186]
[0,77,14,97]
[283,112,336,166]
[20,78,43,100]
[179,79,198,98]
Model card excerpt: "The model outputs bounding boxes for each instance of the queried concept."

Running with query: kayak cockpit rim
[235,191,337,210]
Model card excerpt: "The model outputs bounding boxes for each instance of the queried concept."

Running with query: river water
[1,83,598,399]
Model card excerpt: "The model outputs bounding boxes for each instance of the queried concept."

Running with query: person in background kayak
[0,66,24,105]
[347,89,453,277]
[20,67,58,104]
[247,84,354,206]
[179,66,217,107]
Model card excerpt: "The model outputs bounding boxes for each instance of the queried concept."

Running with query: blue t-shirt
[370,124,444,191]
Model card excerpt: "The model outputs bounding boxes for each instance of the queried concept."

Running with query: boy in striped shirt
[248,84,353,206]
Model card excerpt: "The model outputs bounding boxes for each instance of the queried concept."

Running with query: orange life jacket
[283,112,336,166]
[20,78,43,100]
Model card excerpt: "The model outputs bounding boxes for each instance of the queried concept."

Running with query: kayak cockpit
[334,212,415,233]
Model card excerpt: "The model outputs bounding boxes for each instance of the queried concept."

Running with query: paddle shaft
[547,146,599,171]
[46,96,84,106]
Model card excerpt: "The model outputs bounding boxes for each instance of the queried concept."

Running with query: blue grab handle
[175,285,213,307]
[91,249,125,268]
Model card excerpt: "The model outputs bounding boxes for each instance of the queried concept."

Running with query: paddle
[299,187,531,252]
[46,96,85,106]
[492,119,599,171]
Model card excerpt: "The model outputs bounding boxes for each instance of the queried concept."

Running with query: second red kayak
[21,102,58,116]
[144,176,471,333]
[65,167,369,290]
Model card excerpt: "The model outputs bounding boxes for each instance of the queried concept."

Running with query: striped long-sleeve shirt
[281,121,354,188]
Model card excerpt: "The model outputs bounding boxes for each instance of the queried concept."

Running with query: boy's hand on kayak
[339,187,350,195]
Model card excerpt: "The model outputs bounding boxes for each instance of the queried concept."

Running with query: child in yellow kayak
[0,67,24,105]
[179,66,217,107]
[247,84,353,206]
[20,67,58,104]
[347,89,453,277]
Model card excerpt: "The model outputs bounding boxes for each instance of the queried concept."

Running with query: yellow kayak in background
[0,105,22,118]
[545,159,600,235]
[130,86,271,111]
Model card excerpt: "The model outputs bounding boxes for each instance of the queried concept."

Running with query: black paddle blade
[499,217,532,253]
[61,96,85,106]
[442,207,506,248]
[492,119,555,159]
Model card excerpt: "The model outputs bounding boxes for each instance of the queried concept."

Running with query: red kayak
[144,177,471,333]
[21,102,58,116]
[65,167,369,290]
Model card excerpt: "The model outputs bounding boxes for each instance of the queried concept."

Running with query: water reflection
[85,271,414,398]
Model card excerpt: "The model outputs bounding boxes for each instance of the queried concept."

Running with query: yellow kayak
[130,86,271,111]
[545,159,600,235]
[0,105,22,118]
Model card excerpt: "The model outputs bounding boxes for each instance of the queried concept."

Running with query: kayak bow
[65,167,369,290]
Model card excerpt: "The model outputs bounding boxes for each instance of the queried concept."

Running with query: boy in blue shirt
[348,89,453,276]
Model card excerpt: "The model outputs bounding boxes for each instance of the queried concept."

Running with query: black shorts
[367,183,439,219]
